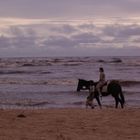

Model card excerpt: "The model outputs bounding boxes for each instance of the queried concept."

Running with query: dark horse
[77,79,125,108]
[77,79,91,91]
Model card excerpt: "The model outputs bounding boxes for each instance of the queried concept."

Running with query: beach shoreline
[0,108,139,140]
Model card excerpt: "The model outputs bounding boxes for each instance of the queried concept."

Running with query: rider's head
[99,67,104,72]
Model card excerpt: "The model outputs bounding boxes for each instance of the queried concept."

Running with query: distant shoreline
[0,55,140,59]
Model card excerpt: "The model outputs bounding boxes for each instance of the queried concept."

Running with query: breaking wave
[120,80,140,86]
[0,70,52,75]
[0,57,140,69]
[97,58,123,63]
[0,101,52,109]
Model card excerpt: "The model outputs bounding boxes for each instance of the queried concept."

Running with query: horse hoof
[91,106,95,109]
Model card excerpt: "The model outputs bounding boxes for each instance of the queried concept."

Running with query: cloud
[0,26,37,50]
[0,36,11,48]
[50,24,78,34]
[42,35,76,48]
[41,32,101,49]
[71,33,101,44]
[8,26,37,37]
[103,24,140,38]
[1,0,140,57]
[0,22,140,57]
[77,24,95,30]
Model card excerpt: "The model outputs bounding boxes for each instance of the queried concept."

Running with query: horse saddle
[100,82,108,93]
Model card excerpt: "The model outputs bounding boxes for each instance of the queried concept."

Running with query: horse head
[77,79,95,92]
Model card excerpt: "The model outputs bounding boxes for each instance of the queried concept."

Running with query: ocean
[0,56,139,109]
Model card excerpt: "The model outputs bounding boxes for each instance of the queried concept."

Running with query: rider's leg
[95,95,102,109]
[96,83,102,97]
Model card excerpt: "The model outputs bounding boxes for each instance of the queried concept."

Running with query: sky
[0,0,140,57]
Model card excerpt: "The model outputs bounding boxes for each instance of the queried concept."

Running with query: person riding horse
[77,67,125,108]
[96,67,106,97]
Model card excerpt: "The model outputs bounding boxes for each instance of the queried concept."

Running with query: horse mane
[93,82,98,86]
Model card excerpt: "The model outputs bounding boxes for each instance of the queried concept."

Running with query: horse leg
[91,101,95,109]
[95,95,102,109]
[77,84,80,92]
[86,100,94,109]
[118,97,124,108]
[114,97,119,108]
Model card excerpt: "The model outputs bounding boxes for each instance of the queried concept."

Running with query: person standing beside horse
[86,80,95,109]
[96,67,106,97]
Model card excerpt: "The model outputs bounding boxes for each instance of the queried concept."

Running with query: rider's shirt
[99,72,105,82]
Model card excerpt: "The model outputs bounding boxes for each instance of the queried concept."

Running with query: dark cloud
[8,26,37,38]
[42,36,76,48]
[92,47,136,56]
[50,24,78,34]
[42,32,101,49]
[0,36,11,48]
[0,36,36,50]
[103,24,140,38]
[71,33,101,44]
[0,27,37,50]
[11,37,36,48]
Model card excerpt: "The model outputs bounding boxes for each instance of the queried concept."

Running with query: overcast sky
[0,0,140,57]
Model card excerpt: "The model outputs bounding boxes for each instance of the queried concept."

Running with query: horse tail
[120,88,125,104]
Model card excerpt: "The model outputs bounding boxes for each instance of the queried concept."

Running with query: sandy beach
[0,108,139,140]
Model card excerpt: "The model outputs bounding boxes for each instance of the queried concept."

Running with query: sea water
[0,56,139,109]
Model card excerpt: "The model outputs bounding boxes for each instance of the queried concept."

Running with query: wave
[0,70,33,75]
[0,57,140,68]
[0,101,50,107]
[0,70,52,75]
[0,58,53,68]
[120,80,140,86]
[72,101,84,105]
[65,101,85,107]
[22,63,35,67]
[0,78,48,85]
[0,78,76,85]
[63,63,83,66]
[97,58,123,63]
[21,62,52,67]
[0,77,139,87]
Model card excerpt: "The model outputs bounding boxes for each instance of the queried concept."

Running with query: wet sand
[0,108,139,140]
